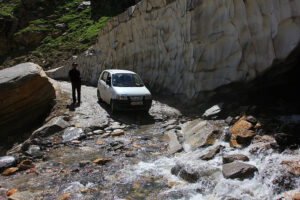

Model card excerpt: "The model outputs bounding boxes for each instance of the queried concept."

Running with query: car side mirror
[106,79,111,86]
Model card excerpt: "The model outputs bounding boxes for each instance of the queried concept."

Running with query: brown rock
[2,167,19,176]
[229,140,241,148]
[59,193,71,200]
[200,145,225,161]
[222,161,258,180]
[230,116,255,145]
[202,130,222,147]
[93,158,112,165]
[281,159,300,176]
[17,160,35,171]
[0,63,56,141]
[222,154,249,164]
[6,189,18,197]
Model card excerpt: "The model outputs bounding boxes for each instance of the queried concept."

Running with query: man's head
[72,62,78,69]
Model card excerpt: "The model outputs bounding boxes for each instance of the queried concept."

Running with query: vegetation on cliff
[0,0,109,70]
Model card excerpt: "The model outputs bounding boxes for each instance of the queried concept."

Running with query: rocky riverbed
[0,81,299,200]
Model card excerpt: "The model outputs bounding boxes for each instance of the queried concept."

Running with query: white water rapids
[118,131,300,200]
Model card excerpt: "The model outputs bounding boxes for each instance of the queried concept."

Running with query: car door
[99,72,108,102]
[103,72,112,104]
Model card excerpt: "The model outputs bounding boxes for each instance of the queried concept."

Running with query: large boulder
[222,161,258,180]
[182,119,221,151]
[0,63,56,142]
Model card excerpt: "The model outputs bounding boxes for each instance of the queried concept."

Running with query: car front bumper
[112,99,152,111]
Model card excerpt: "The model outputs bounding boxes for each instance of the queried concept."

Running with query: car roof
[104,69,136,74]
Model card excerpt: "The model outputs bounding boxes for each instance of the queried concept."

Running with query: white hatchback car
[97,69,152,113]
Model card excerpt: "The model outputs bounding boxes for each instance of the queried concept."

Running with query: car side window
[101,72,108,81]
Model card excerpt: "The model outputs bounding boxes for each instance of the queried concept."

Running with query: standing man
[69,62,81,105]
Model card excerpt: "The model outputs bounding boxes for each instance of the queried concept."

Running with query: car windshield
[112,73,144,87]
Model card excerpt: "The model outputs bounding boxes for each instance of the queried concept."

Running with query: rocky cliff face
[64,0,300,102]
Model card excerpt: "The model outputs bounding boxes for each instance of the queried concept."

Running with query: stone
[26,145,42,158]
[246,116,257,124]
[281,159,300,176]
[0,188,8,199]
[17,160,35,171]
[79,161,90,168]
[0,156,16,170]
[78,1,91,10]
[1,167,19,176]
[182,120,218,151]
[202,130,222,147]
[93,158,112,165]
[222,161,258,180]
[229,139,241,148]
[202,104,223,118]
[225,116,233,125]
[200,145,225,161]
[170,164,199,183]
[111,129,126,136]
[62,127,84,143]
[93,129,104,134]
[101,132,111,138]
[222,154,249,164]
[275,133,299,147]
[230,116,256,145]
[0,63,56,141]
[31,117,69,138]
[165,130,183,154]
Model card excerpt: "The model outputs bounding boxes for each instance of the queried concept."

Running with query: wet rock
[17,160,35,171]
[230,116,256,145]
[171,164,183,176]
[229,139,241,148]
[59,182,84,199]
[202,130,222,147]
[179,168,200,183]
[26,145,42,158]
[225,116,233,125]
[222,161,258,180]
[111,129,126,136]
[200,145,225,161]
[272,171,297,194]
[246,116,257,124]
[222,154,249,164]
[0,156,16,171]
[182,120,218,150]
[31,117,69,138]
[275,133,299,147]
[162,119,177,128]
[125,152,136,157]
[1,167,19,176]
[93,129,103,134]
[202,104,222,118]
[235,130,256,145]
[62,127,84,143]
[281,158,300,176]
[93,158,112,165]
[165,130,183,154]
[277,190,300,200]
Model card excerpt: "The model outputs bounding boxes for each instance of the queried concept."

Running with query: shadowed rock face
[0,62,56,150]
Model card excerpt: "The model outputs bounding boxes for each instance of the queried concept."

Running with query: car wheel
[97,90,103,102]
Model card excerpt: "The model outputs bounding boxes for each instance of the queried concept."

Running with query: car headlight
[145,94,152,100]
[117,95,128,100]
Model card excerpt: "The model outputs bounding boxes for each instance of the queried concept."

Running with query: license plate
[131,101,143,106]
[131,96,143,101]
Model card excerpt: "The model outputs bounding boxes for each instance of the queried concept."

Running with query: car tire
[97,90,103,102]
